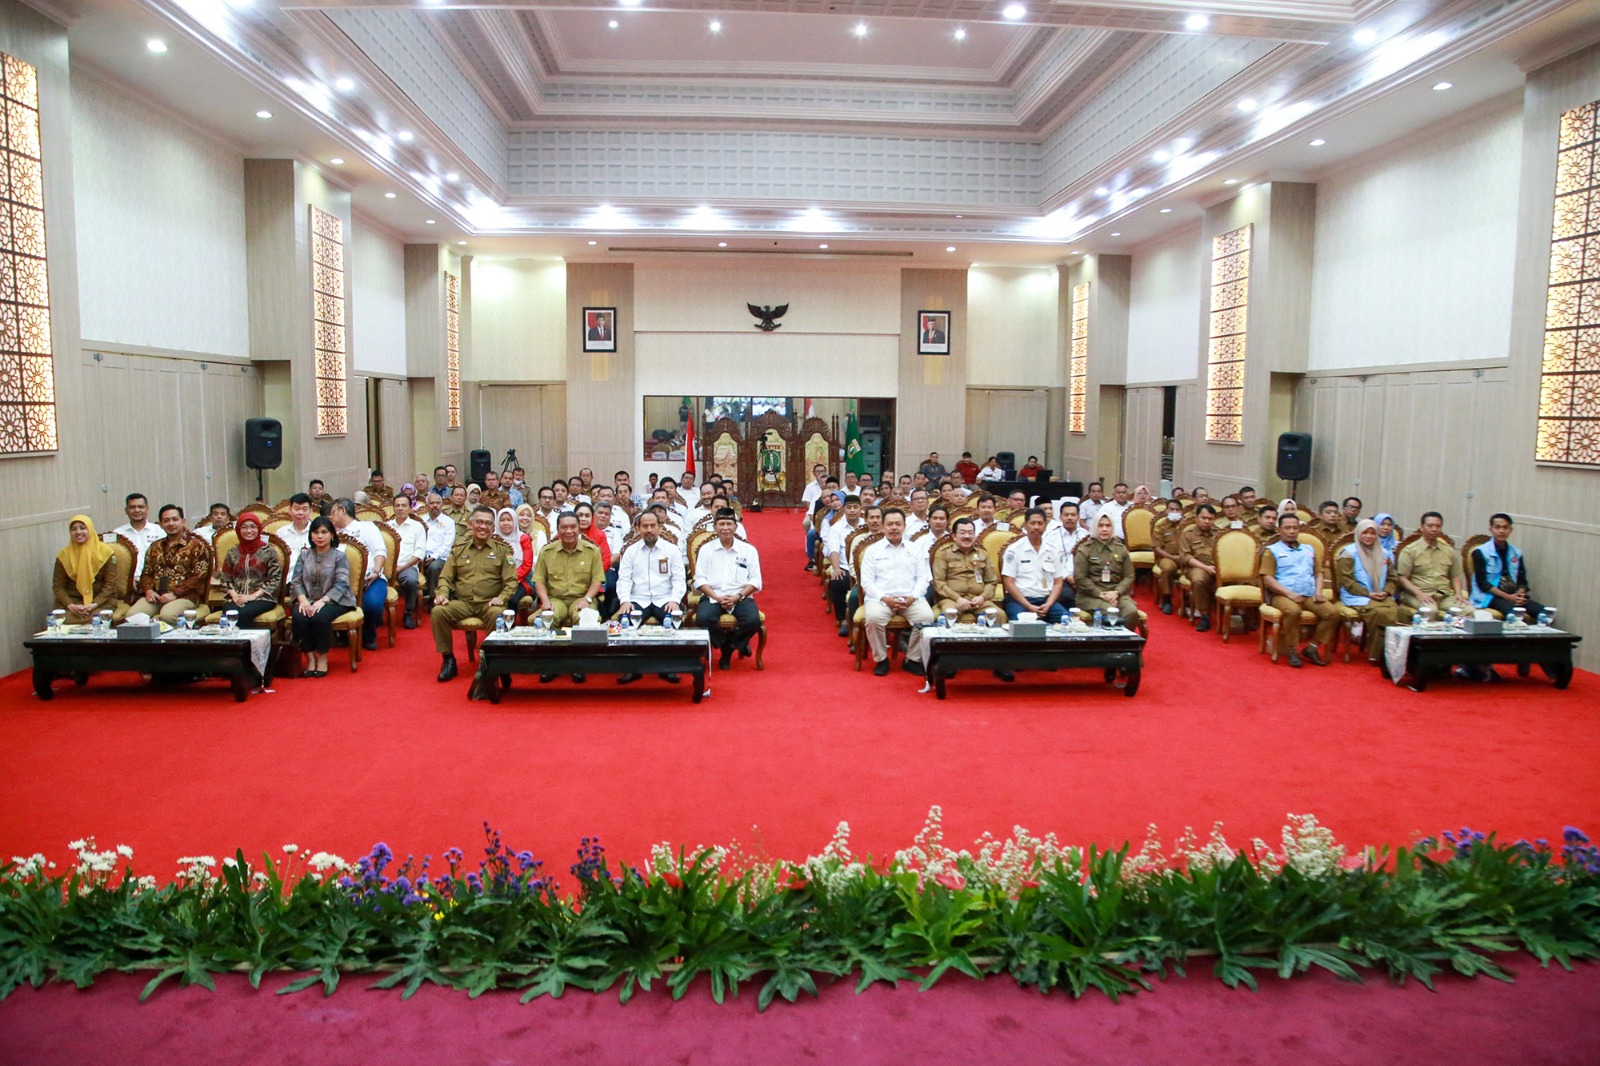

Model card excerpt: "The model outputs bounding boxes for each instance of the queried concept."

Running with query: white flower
[306,852,348,873]
[116,845,134,859]
[222,857,238,868]
[282,844,299,854]
[68,839,88,851]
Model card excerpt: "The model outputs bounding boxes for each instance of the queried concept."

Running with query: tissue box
[115,624,158,641]
[1009,618,1047,639]
[1463,618,1502,635]
[570,626,609,645]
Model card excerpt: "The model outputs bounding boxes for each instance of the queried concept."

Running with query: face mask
[1168,511,1182,523]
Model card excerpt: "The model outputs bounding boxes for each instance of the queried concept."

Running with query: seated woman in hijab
[1335,518,1403,662]
[492,506,533,614]
[575,502,615,615]
[217,513,284,629]
[1373,512,1399,555]
[53,515,121,623]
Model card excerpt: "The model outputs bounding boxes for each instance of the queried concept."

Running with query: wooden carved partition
[748,411,798,505]
[798,417,839,484]
[701,418,751,494]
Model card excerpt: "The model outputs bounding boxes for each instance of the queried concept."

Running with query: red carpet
[2,509,1598,1059]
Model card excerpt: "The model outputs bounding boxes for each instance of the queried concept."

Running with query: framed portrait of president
[583,307,617,352]
[917,310,950,355]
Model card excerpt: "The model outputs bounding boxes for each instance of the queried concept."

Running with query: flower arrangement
[2,811,1597,1008]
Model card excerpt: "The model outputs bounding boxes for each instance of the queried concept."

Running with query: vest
[1470,541,1522,609]
[1267,540,1317,597]
[1337,544,1389,607]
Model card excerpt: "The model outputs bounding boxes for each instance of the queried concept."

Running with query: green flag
[845,406,866,476]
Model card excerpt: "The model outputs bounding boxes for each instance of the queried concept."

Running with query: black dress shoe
[571,673,587,683]
[539,673,557,683]
[873,659,891,676]
[1195,617,1211,633]
[902,659,925,677]
[1286,652,1303,668]
[718,647,733,670]
[362,638,379,652]
[1303,645,1328,667]
[837,622,849,638]
[1160,602,1173,615]
[993,669,1016,682]
[436,657,458,682]
[737,643,752,658]
[617,672,642,685]
[659,672,681,684]
[403,615,418,630]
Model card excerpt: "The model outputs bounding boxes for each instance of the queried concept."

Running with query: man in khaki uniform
[1178,503,1221,632]
[932,516,998,621]
[363,469,396,506]
[533,512,605,628]
[431,505,516,682]
[1075,513,1138,621]
[1152,504,1184,614]
[1396,510,1469,615]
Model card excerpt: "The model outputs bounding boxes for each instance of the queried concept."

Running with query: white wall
[349,215,407,376]
[967,266,1060,386]
[71,68,249,358]
[1307,100,1523,371]
[1126,222,1202,384]
[468,258,567,380]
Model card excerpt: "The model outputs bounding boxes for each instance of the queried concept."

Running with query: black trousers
[229,598,281,628]
[828,575,852,622]
[291,602,347,654]
[696,597,760,649]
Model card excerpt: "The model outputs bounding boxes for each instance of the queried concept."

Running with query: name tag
[658,557,669,575]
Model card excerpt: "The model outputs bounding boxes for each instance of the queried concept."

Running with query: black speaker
[469,449,492,485]
[244,418,282,470]
[1276,432,1313,482]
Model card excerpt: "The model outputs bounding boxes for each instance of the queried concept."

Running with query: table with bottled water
[472,619,713,704]
[921,618,1145,699]
[1381,615,1579,691]
[25,616,273,703]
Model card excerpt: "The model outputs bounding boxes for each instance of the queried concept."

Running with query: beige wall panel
[896,268,967,474]
[1121,387,1164,489]
[566,263,635,480]
[379,378,412,482]
[473,383,567,488]
[964,388,1047,469]
[967,266,1061,387]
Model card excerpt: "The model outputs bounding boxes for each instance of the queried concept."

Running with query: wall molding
[80,343,255,367]
[1303,360,1510,381]
[0,505,84,533]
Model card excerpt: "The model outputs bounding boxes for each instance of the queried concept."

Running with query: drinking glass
[223,610,239,632]
[1106,607,1121,630]
[46,609,64,634]
[1538,608,1556,629]
[941,606,957,628]
[540,609,556,633]
[1510,607,1528,627]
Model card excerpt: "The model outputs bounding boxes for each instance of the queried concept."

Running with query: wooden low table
[922,624,1145,698]
[1381,625,1581,691]
[25,627,274,703]
[472,627,713,703]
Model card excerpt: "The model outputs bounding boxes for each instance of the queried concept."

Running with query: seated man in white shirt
[594,486,631,537]
[694,509,763,670]
[976,456,1005,483]
[390,493,428,628]
[904,489,931,537]
[912,503,951,560]
[1096,482,1132,540]
[112,492,165,580]
[1045,500,1090,559]
[420,491,457,601]
[1006,490,1029,514]
[973,494,1009,534]
[800,464,829,568]
[329,498,389,652]
[616,509,688,685]
[276,493,315,580]
[1002,508,1070,622]
[824,494,863,636]
[1079,482,1106,526]
[860,508,934,677]
[193,502,233,544]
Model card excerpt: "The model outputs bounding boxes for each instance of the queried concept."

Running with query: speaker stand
[255,468,266,505]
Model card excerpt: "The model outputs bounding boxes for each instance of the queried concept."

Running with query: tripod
[499,448,519,479]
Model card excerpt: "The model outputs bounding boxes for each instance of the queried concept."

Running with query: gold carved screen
[0,53,56,454]
[1537,99,1600,466]
[309,206,347,436]
[1206,224,1251,444]
[1069,282,1088,435]
[446,272,461,430]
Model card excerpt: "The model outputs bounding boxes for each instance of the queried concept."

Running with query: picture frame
[582,306,617,352]
[917,310,950,355]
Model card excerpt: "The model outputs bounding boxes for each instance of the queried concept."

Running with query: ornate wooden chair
[450,534,514,661]
[849,531,903,670]
[377,520,400,647]
[1123,506,1156,583]
[206,525,240,613]
[327,538,370,671]
[104,532,138,625]
[1460,534,1500,619]
[686,531,768,669]
[205,533,291,638]
[1211,528,1264,640]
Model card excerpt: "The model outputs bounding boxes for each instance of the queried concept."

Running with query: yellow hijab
[58,514,113,601]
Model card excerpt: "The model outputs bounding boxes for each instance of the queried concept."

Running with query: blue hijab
[1373,513,1398,554]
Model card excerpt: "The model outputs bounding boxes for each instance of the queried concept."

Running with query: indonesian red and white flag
[683,410,697,476]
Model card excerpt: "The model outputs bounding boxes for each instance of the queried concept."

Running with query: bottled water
[92,611,109,636]
[46,610,64,634]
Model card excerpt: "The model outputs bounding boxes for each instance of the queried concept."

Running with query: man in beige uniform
[1178,503,1220,632]
[1075,513,1138,622]
[533,512,605,628]
[1151,503,1184,614]
[932,516,998,622]
[1396,510,1470,616]
[431,505,516,682]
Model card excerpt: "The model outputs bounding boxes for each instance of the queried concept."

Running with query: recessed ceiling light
[1095,186,1109,197]
[255,110,272,119]
[953,27,967,41]
[445,172,460,182]
[1110,232,1121,237]
[588,240,598,245]
[955,214,964,218]
[329,158,344,165]
[718,242,727,247]
[709,19,721,32]
[1237,98,1258,113]
[1184,14,1210,31]
[1353,27,1379,46]
[334,77,355,92]
[146,39,167,54]
[397,131,414,142]
[425,219,436,225]
[1223,178,1240,185]
[384,192,397,199]
[1309,138,1326,146]
[1002,4,1027,21]
[853,22,868,37]
[609,20,619,29]
[1153,149,1170,163]
[946,246,957,252]
[1159,207,1172,213]
[819,243,829,249]
[1432,81,1453,91]
[618,0,641,6]
[457,240,466,246]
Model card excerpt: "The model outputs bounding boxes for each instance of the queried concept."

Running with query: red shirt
[1018,463,1043,479]
[582,524,612,570]
[955,460,980,484]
